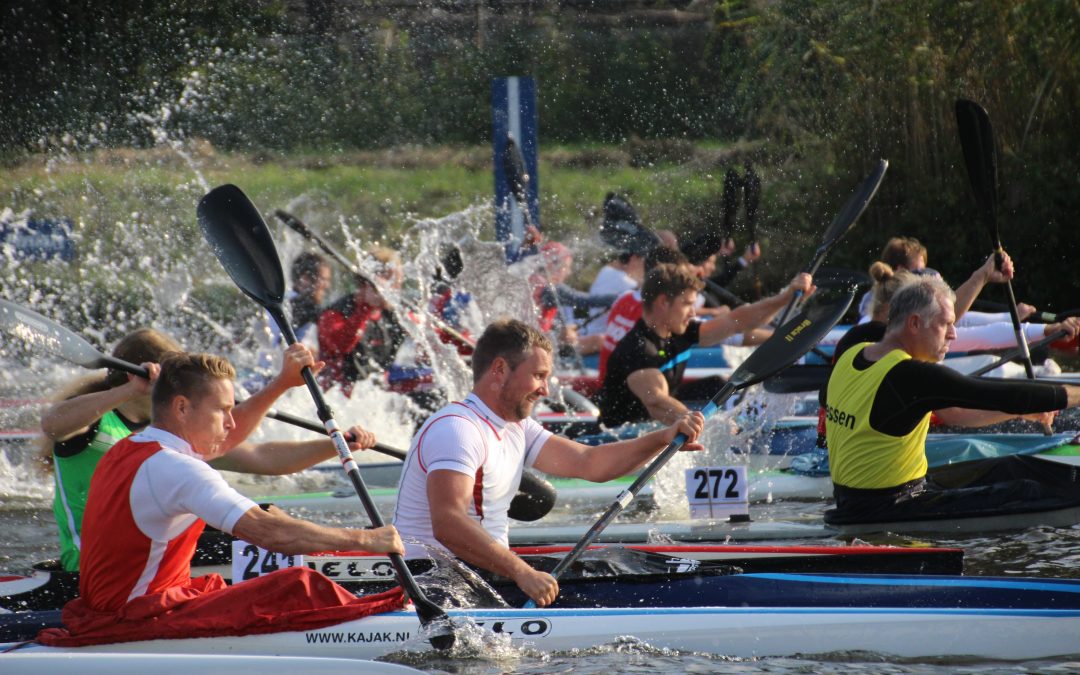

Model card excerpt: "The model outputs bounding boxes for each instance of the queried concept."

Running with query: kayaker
[596,246,770,382]
[40,330,380,571]
[260,252,330,360]
[529,240,615,357]
[580,193,660,337]
[38,351,405,648]
[392,318,705,607]
[857,236,1038,325]
[597,263,813,427]
[824,274,1080,524]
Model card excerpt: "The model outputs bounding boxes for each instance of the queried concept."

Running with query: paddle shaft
[275,210,475,351]
[267,306,445,626]
[971,299,1057,323]
[544,381,737,585]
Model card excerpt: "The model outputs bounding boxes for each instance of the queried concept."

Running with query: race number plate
[231,540,303,583]
[685,466,749,519]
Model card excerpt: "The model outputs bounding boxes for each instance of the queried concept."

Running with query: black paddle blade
[197,184,286,308]
[762,364,832,395]
[814,267,872,290]
[956,99,999,246]
[721,168,741,238]
[817,159,888,258]
[502,135,529,204]
[743,163,761,239]
[728,289,855,390]
[0,298,141,375]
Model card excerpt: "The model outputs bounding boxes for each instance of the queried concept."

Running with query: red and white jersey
[393,393,552,555]
[598,289,643,379]
[78,426,257,613]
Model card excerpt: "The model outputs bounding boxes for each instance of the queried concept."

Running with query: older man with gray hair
[824,274,1080,525]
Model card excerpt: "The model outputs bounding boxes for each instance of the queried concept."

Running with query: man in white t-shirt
[393,319,704,607]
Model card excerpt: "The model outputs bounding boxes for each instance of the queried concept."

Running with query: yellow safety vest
[825,344,930,489]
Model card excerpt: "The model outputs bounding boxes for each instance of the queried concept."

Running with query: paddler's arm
[953,253,1012,320]
[40,362,159,440]
[934,407,1058,429]
[427,469,559,607]
[231,503,403,556]
[627,367,689,425]
[210,424,376,474]
[532,410,704,482]
[697,273,814,347]
[224,343,323,451]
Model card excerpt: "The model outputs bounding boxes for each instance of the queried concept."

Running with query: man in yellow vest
[824,274,1080,524]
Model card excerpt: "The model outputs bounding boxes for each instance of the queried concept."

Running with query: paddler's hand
[977,251,1015,285]
[1047,317,1080,341]
[277,343,324,388]
[1019,410,1057,436]
[784,272,815,300]
[513,567,559,607]
[343,425,377,450]
[665,410,705,452]
[127,361,161,396]
[360,525,405,555]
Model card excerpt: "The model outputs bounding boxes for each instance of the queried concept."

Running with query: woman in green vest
[40,329,180,571]
[40,328,383,572]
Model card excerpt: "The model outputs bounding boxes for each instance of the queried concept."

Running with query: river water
[3,385,1080,673]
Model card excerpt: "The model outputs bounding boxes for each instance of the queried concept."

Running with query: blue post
[492,76,539,263]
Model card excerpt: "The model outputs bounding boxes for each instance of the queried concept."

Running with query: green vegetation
[2,0,1079,335]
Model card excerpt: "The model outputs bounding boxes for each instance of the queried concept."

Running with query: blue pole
[493,76,539,263]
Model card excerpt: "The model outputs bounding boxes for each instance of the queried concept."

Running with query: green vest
[52,410,137,571]
[825,344,930,490]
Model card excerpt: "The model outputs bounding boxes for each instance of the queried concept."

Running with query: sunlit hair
[867,262,917,320]
[642,263,704,309]
[880,236,928,270]
[886,275,955,331]
[471,318,552,384]
[290,251,329,285]
[152,352,236,413]
[104,328,182,389]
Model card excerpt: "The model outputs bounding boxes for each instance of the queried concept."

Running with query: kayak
[4,591,1080,660]
[0,652,421,674]
[0,543,963,613]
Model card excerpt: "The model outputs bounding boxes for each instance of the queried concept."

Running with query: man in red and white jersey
[44,352,405,647]
[393,319,705,608]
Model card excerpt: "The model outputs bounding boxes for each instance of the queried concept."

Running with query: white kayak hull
[0,652,420,674]
[5,605,1080,661]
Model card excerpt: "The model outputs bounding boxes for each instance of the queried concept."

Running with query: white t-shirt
[128,427,257,541]
[582,266,639,335]
[393,393,552,556]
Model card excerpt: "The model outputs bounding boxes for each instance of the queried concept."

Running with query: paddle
[969,299,1071,324]
[274,209,475,352]
[763,327,1073,394]
[743,163,764,301]
[775,160,889,325]
[523,288,855,607]
[197,185,454,649]
[956,99,1035,379]
[0,297,556,522]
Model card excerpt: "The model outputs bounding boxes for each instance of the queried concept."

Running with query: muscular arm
[868,358,1073,435]
[211,424,377,475]
[231,503,402,556]
[41,382,141,440]
[532,412,704,482]
[698,273,812,347]
[627,367,689,425]
[428,470,558,606]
